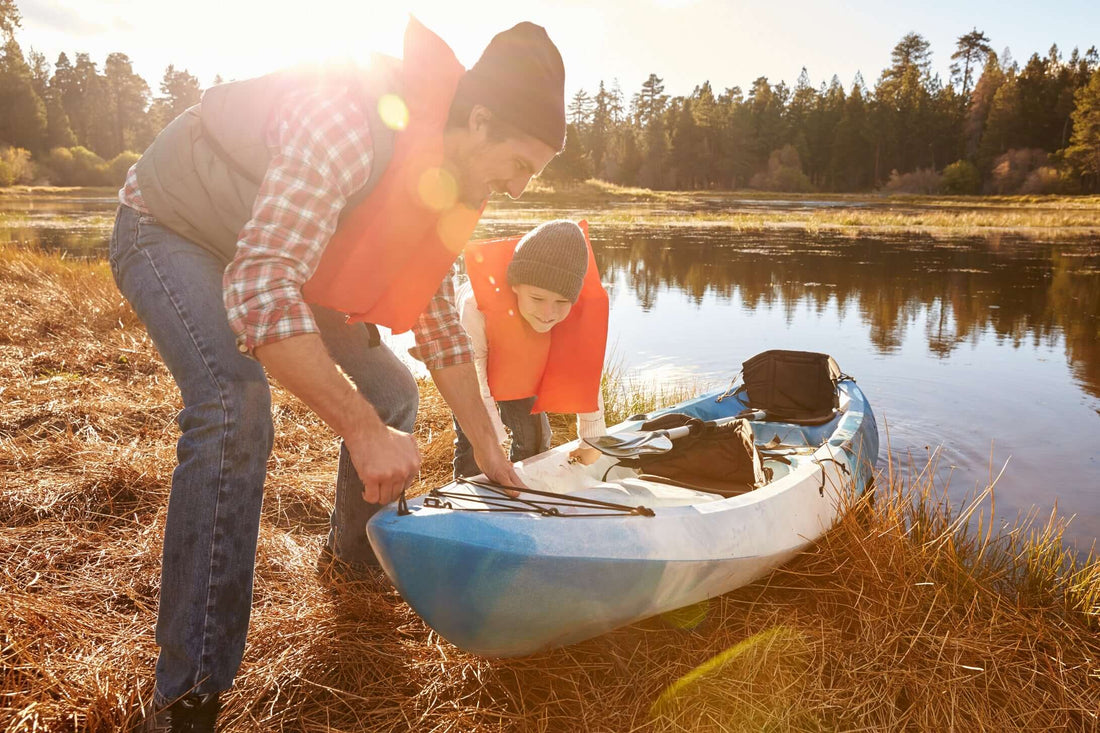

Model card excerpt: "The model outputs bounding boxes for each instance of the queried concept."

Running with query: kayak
[367,368,878,657]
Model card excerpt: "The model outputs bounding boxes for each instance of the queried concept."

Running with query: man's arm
[218,87,421,503]
[430,361,525,491]
[255,334,419,504]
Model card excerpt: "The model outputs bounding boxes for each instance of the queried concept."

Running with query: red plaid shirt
[119,84,471,370]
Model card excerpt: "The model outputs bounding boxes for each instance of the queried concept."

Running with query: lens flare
[650,626,812,728]
[661,598,710,629]
[436,206,480,254]
[377,94,408,131]
[418,167,458,212]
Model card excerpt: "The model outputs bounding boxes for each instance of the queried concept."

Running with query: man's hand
[346,423,421,504]
[474,443,525,497]
[255,333,422,505]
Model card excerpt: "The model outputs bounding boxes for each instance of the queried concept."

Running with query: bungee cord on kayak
[409,477,656,517]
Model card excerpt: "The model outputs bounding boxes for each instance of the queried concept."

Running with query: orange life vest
[301,18,480,333]
[464,221,609,414]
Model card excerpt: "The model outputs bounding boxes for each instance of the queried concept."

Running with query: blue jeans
[108,205,417,701]
[453,396,551,477]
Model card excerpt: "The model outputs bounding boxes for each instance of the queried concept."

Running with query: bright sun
[165,1,516,82]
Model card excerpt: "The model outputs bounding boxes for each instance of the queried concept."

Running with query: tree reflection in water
[594,230,1100,400]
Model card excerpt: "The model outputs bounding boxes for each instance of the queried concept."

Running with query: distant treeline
[544,31,1100,195]
[0,2,1098,193]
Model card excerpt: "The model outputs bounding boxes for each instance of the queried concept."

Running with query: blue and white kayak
[367,377,878,657]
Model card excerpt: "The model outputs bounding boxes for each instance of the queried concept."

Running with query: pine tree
[0,38,47,150]
[26,49,48,96]
[149,64,201,131]
[690,81,720,186]
[831,82,872,190]
[875,32,935,174]
[951,28,993,96]
[590,81,612,177]
[104,53,150,157]
[0,0,20,39]
[1064,68,1100,189]
[811,76,846,189]
[964,52,1003,158]
[785,67,816,171]
[64,53,112,152]
[670,97,701,188]
[977,73,1020,171]
[543,123,590,185]
[568,89,593,130]
[747,77,784,175]
[44,53,77,149]
[633,73,667,125]
[608,79,625,124]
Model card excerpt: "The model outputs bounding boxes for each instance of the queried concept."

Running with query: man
[110,17,565,731]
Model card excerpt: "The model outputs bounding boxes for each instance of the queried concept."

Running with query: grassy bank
[484,179,1100,239]
[1,244,1098,731]
[3,183,1100,243]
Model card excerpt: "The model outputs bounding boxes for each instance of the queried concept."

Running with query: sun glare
[215,1,516,79]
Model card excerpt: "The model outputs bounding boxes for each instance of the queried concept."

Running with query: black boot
[138,693,220,733]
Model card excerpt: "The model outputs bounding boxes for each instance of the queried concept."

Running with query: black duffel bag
[739,349,844,424]
[625,413,767,497]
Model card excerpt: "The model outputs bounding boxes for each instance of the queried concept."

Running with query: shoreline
[5,183,1100,240]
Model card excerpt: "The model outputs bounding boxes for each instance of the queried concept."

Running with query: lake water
[4,191,1098,549]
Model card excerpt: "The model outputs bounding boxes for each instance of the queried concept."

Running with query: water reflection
[0,191,116,256]
[591,231,1100,400]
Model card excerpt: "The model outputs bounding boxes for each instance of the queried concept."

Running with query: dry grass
[2,243,1098,732]
[486,180,1100,239]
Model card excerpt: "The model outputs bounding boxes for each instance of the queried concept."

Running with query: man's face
[447,107,558,208]
[512,284,573,333]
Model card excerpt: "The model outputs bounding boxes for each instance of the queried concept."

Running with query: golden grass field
[1,242,1098,731]
[484,180,1100,239]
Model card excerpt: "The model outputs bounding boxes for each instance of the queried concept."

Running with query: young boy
[454,219,609,478]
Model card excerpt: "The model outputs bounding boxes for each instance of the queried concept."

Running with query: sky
[11,0,1100,100]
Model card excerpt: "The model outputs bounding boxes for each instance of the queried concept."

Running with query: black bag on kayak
[627,413,767,496]
[739,350,843,424]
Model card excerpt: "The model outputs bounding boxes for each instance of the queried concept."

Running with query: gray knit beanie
[506,220,588,303]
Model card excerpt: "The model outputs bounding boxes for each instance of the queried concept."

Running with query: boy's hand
[568,445,602,466]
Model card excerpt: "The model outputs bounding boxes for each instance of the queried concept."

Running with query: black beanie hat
[456,22,566,151]
[506,220,588,303]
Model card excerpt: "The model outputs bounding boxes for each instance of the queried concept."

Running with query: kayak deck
[424,388,849,514]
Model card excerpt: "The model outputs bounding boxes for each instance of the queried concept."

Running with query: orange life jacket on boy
[302,18,481,333]
[464,221,608,414]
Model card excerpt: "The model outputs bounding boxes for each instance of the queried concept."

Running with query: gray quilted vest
[134,62,397,262]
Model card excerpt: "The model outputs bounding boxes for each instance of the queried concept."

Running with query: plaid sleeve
[408,264,473,369]
[222,86,374,353]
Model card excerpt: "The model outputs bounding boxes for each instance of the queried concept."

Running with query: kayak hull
[368,379,878,657]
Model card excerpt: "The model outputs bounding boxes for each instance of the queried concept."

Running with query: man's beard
[445,148,490,209]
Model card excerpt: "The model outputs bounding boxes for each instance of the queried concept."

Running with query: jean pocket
[107,206,127,284]
[134,214,160,247]
[109,206,153,286]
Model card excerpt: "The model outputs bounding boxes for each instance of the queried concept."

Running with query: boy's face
[512,284,573,333]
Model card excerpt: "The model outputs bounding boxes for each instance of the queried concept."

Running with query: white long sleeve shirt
[456,281,607,445]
